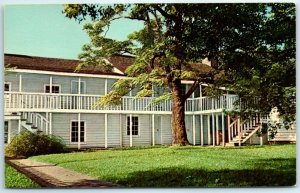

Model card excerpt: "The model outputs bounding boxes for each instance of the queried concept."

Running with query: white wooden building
[3,54,296,148]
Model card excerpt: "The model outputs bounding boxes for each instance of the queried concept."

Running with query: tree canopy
[64,3,295,144]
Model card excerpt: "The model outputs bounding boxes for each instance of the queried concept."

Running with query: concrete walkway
[7,159,118,188]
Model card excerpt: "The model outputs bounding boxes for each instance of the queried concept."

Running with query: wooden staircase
[226,114,262,146]
[21,112,49,134]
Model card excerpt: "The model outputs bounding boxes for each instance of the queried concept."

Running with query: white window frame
[126,116,140,136]
[71,80,86,94]
[70,120,86,144]
[44,84,61,93]
[4,82,11,92]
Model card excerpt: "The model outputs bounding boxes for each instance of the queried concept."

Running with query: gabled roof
[4,53,219,80]
[4,54,134,76]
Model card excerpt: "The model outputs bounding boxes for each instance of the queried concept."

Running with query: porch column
[105,79,108,94]
[222,112,225,147]
[152,114,155,146]
[49,76,53,93]
[216,114,219,146]
[46,112,49,135]
[199,85,203,111]
[105,113,108,148]
[8,121,11,143]
[207,114,211,145]
[200,115,204,146]
[192,115,196,145]
[18,119,21,133]
[49,112,52,135]
[212,113,215,146]
[260,125,263,145]
[19,74,22,92]
[78,77,81,110]
[78,113,81,150]
[50,76,53,109]
[238,118,241,146]
[119,114,122,147]
[227,115,231,142]
[130,114,133,147]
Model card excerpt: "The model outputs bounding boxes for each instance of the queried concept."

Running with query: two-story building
[4,54,295,149]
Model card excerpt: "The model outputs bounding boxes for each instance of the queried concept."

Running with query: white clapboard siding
[107,79,117,93]
[52,113,105,147]
[5,73,20,92]
[80,77,106,95]
[270,127,296,142]
[107,114,121,147]
[185,115,193,143]
[195,115,201,145]
[52,113,77,146]
[121,114,152,146]
[10,120,20,139]
[22,73,49,93]
[81,114,105,147]
[52,75,70,93]
[161,115,172,145]
[202,115,209,145]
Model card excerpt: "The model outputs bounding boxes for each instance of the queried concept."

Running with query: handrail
[22,112,49,134]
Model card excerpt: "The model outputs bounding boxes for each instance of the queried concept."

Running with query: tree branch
[153,5,175,19]
[183,80,200,101]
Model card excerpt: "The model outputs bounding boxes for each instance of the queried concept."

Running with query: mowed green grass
[5,164,40,188]
[31,145,296,187]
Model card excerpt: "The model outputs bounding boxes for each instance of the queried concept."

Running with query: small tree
[63,3,295,145]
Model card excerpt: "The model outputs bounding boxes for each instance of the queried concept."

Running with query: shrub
[5,131,66,158]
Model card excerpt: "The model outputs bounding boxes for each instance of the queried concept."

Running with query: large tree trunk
[171,80,189,145]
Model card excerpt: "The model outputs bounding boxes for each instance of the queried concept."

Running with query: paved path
[7,159,118,188]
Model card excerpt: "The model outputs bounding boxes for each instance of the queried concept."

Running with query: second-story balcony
[4,92,239,114]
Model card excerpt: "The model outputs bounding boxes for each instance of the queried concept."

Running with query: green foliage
[63,3,296,143]
[5,164,40,188]
[222,4,295,121]
[5,131,66,158]
[31,145,296,187]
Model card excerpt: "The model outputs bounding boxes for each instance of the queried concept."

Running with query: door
[155,116,162,145]
[71,80,86,109]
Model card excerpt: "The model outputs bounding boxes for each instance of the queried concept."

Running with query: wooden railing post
[227,115,231,141]
[238,117,241,146]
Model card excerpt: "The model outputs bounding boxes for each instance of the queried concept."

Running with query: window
[71,81,86,94]
[194,86,200,98]
[127,116,139,136]
[4,121,8,144]
[71,121,85,143]
[4,82,11,91]
[44,84,60,93]
[180,84,186,96]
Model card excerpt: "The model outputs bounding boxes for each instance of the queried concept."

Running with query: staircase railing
[22,112,49,134]
[228,113,262,145]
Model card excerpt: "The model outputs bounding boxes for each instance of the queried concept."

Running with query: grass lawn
[30,144,296,187]
[5,164,40,188]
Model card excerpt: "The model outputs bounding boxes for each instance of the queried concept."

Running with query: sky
[4,4,143,59]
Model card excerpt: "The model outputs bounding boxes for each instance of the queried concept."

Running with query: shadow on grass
[116,158,296,187]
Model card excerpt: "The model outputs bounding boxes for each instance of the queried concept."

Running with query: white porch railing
[4,92,239,112]
[22,112,49,134]
[228,113,262,145]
